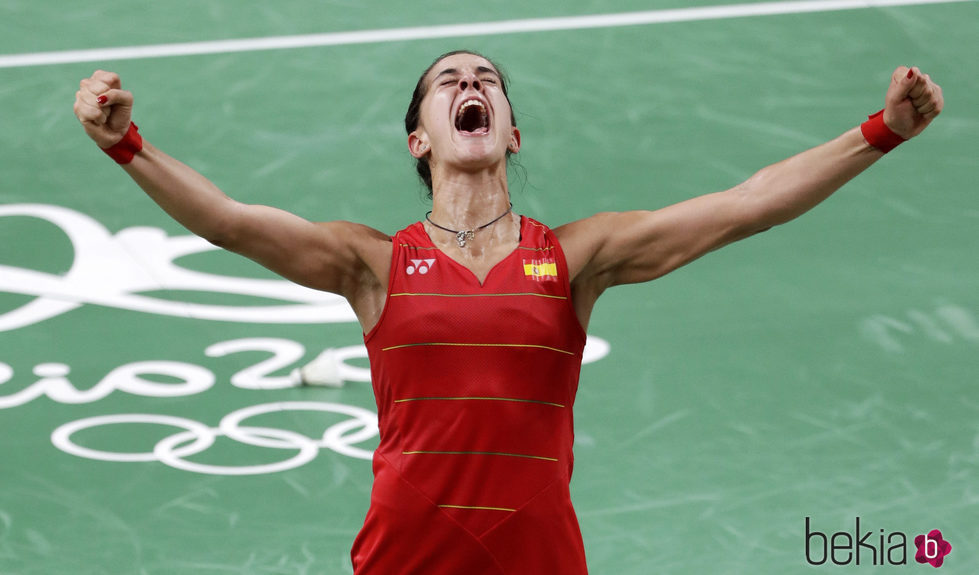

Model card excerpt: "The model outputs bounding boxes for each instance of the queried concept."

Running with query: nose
[458,74,482,92]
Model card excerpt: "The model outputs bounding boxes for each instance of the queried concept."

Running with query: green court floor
[1,1,977,573]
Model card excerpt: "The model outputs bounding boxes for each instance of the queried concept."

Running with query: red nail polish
[97,95,108,105]
[906,69,914,79]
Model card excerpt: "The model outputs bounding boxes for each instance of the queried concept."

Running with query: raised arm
[560,66,943,319]
[73,70,392,325]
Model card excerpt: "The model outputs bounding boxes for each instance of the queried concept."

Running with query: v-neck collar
[418,214,525,288]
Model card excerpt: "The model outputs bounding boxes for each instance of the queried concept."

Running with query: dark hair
[404,50,517,196]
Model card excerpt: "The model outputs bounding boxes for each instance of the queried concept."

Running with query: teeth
[459,99,485,113]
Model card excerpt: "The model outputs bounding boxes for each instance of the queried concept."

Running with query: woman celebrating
[74,50,942,574]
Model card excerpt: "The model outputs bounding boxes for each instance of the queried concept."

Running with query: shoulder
[552,212,618,240]
[308,220,393,292]
[334,220,392,258]
[549,213,624,330]
[315,219,392,239]
[310,220,392,258]
[552,212,620,281]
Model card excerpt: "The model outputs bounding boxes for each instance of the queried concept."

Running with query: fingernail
[906,69,914,79]
[97,95,108,105]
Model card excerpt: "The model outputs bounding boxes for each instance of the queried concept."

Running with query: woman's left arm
[559,66,944,293]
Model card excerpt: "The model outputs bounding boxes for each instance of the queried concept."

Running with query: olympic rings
[51,413,214,462]
[219,401,377,460]
[50,401,378,475]
[155,426,320,475]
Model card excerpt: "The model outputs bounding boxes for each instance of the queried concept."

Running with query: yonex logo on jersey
[407,259,436,275]
[523,258,557,281]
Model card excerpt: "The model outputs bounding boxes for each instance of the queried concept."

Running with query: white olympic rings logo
[50,401,378,475]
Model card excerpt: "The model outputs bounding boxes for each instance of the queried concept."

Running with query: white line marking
[1,0,974,69]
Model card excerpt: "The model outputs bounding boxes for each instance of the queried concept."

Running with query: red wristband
[101,122,143,164]
[860,110,904,153]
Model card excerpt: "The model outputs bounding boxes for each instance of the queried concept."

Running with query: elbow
[734,172,794,233]
[726,181,774,239]
[198,205,243,250]
[205,233,230,250]
[202,219,240,250]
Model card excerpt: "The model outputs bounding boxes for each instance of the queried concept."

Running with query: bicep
[568,186,764,288]
[214,203,386,296]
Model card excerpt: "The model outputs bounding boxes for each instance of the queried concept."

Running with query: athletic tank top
[352,216,589,574]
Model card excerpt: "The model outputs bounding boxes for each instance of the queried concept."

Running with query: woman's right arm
[73,70,391,305]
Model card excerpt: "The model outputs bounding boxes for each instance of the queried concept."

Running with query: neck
[429,166,511,229]
[425,166,518,252]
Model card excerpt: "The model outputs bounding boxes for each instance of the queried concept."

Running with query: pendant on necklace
[456,230,475,248]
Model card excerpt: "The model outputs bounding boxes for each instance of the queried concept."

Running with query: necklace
[425,203,513,248]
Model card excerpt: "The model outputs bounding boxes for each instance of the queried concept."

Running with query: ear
[408,131,430,159]
[508,127,521,154]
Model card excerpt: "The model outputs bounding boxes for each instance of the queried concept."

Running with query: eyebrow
[433,66,501,83]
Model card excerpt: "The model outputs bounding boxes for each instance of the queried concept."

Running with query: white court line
[0,0,974,69]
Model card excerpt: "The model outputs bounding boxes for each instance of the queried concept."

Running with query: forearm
[740,127,883,230]
[121,140,241,244]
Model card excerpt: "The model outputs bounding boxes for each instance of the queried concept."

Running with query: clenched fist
[73,70,134,149]
[883,66,943,140]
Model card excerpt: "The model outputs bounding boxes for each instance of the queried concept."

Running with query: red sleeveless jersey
[352,216,589,574]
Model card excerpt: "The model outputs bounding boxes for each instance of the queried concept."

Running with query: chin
[451,136,504,163]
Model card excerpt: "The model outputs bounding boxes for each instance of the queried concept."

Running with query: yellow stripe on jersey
[397,244,439,250]
[381,342,575,355]
[390,292,565,300]
[438,504,516,512]
[394,396,566,408]
[402,450,558,462]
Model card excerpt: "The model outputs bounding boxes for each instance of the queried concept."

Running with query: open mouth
[454,99,490,134]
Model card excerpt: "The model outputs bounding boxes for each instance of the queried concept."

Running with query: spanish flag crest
[523,258,558,281]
